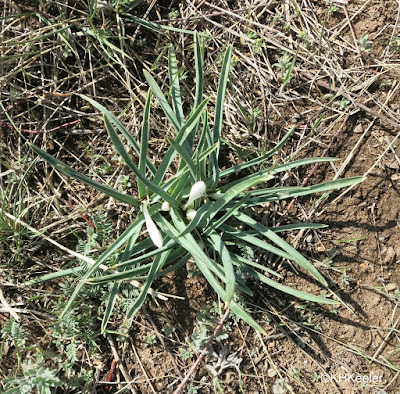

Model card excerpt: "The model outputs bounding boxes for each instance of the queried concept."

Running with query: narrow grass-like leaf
[159,253,191,275]
[126,251,169,319]
[234,212,327,286]
[168,45,184,125]
[246,266,337,304]
[138,91,152,198]
[219,127,295,178]
[80,94,156,175]
[118,238,154,260]
[196,112,209,180]
[102,282,120,333]
[198,172,274,228]
[153,98,209,185]
[104,116,177,206]
[282,50,297,88]
[232,255,282,278]
[101,227,144,332]
[2,25,72,45]
[194,32,204,108]
[278,176,364,196]
[59,215,145,320]
[168,137,197,180]
[270,157,340,175]
[168,141,219,200]
[242,177,365,206]
[219,157,338,192]
[163,210,265,333]
[123,14,203,36]
[111,239,178,270]
[143,69,181,133]
[213,45,232,144]
[156,212,253,296]
[177,200,213,237]
[221,224,294,262]
[208,232,235,307]
[24,268,82,285]
[204,194,250,236]
[122,0,144,13]
[89,246,186,284]
[29,143,140,206]
[211,45,232,189]
[271,223,327,233]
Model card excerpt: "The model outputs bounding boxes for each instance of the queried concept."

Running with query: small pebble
[386,283,397,291]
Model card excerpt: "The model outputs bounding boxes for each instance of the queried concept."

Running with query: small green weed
[3,358,62,394]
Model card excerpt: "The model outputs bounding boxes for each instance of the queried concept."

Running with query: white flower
[143,203,163,248]
[184,181,207,210]
[186,208,197,221]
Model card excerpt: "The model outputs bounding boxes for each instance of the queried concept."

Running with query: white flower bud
[143,204,163,248]
[209,192,223,200]
[184,181,207,209]
[186,208,197,221]
[161,201,170,212]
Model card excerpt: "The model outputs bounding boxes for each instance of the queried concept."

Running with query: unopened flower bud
[161,201,170,212]
[186,208,197,221]
[143,203,163,248]
[209,192,223,200]
[184,181,207,209]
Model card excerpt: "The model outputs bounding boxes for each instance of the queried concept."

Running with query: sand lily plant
[28,33,363,334]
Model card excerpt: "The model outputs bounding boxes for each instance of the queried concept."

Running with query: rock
[381,246,396,265]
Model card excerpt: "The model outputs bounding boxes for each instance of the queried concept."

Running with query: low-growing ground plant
[27,32,363,334]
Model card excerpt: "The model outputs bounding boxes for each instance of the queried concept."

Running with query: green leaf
[177,200,213,237]
[208,232,236,307]
[210,45,232,189]
[153,98,209,185]
[59,215,145,320]
[232,255,282,278]
[123,0,144,13]
[24,267,83,286]
[246,266,337,304]
[138,91,152,198]
[203,194,250,236]
[270,223,327,233]
[126,251,169,319]
[101,229,144,332]
[168,45,185,125]
[194,32,204,108]
[123,14,204,36]
[168,137,197,181]
[159,209,265,333]
[282,50,297,88]
[102,282,120,333]
[221,224,294,262]
[111,239,178,270]
[199,172,274,228]
[87,247,187,284]
[243,177,365,206]
[219,126,295,178]
[79,94,156,175]
[270,157,340,175]
[29,143,140,206]
[220,157,339,192]
[143,69,181,133]
[234,212,328,286]
[104,116,177,207]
